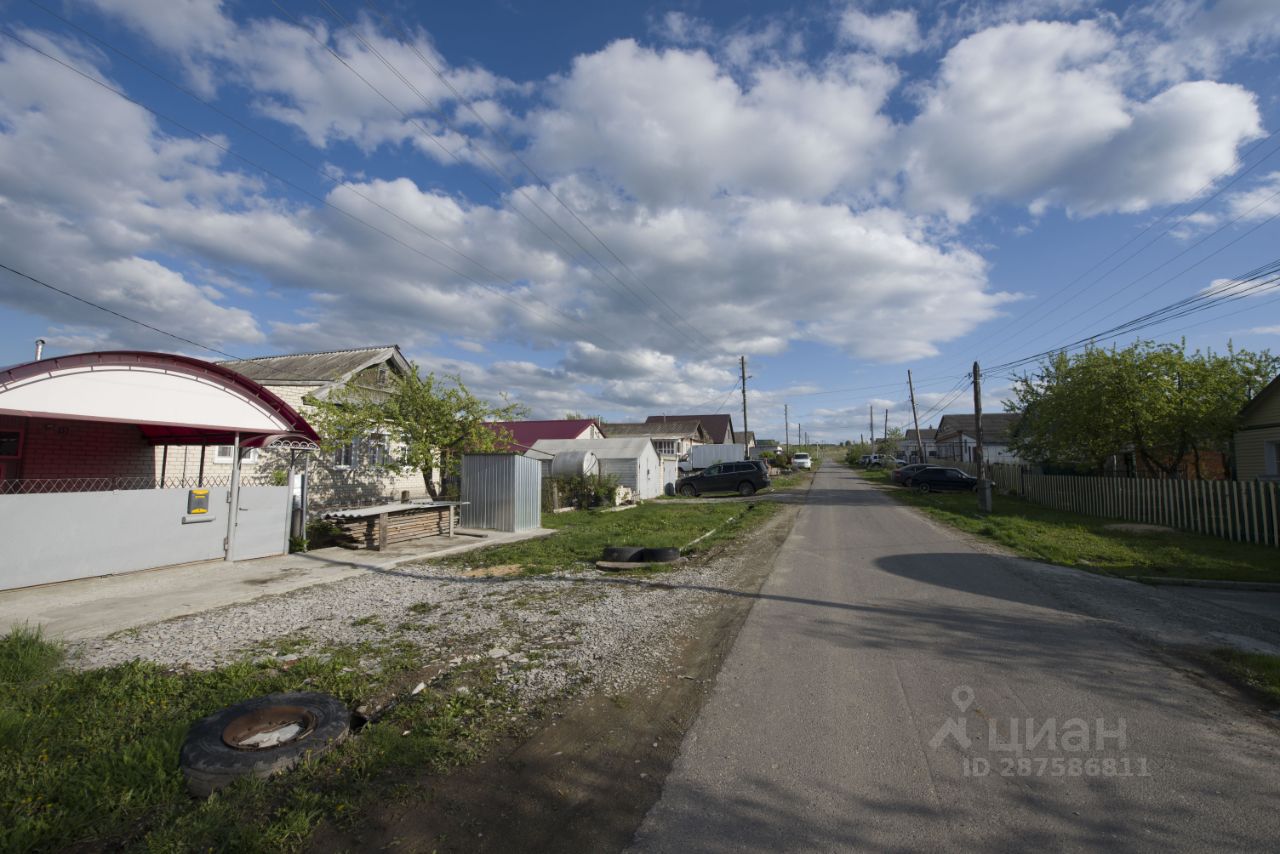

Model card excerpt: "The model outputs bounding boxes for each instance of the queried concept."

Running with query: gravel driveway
[73,508,796,705]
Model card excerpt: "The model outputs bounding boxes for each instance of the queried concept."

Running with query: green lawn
[444,501,779,574]
[859,468,1280,583]
[1209,649,1280,704]
[0,625,518,853]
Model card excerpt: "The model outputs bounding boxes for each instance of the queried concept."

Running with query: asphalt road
[630,464,1280,852]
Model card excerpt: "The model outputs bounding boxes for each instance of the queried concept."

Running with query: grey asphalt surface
[630,463,1280,853]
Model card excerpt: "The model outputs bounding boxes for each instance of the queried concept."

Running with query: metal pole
[909,370,925,463]
[225,432,242,562]
[740,356,749,459]
[198,444,206,487]
[784,403,789,451]
[160,444,168,488]
[973,362,992,512]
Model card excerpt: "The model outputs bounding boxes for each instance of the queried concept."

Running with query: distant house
[645,413,736,444]
[214,345,433,509]
[902,428,938,463]
[739,431,757,455]
[600,419,710,458]
[1236,374,1280,481]
[485,418,604,452]
[934,414,1023,464]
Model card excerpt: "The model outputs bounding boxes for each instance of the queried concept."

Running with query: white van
[793,452,812,470]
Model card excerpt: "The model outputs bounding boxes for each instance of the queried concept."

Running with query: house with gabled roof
[600,419,710,458]
[200,345,435,509]
[484,418,604,452]
[934,414,1023,464]
[1236,373,1280,481]
[645,413,736,445]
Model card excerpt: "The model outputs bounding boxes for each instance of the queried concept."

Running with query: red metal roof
[485,419,601,451]
[0,350,320,447]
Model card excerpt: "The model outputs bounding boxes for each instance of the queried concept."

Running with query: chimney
[34,338,45,360]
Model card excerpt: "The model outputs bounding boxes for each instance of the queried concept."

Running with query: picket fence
[944,461,1280,548]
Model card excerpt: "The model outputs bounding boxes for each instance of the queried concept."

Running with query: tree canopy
[1007,340,1278,477]
[310,367,525,498]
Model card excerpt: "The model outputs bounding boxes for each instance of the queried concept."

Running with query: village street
[632,463,1280,853]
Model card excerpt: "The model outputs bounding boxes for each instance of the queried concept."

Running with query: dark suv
[676,460,770,496]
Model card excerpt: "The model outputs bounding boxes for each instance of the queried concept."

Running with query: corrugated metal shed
[460,454,542,532]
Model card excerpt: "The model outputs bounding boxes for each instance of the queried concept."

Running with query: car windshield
[794,453,809,460]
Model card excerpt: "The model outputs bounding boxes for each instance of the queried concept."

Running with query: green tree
[310,367,526,499]
[1008,340,1278,476]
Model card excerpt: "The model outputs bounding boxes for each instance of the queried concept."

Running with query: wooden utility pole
[739,356,749,459]
[869,405,875,444]
[908,370,925,462]
[973,361,992,511]
[883,409,888,444]
[784,403,790,450]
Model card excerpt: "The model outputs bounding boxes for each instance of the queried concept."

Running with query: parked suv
[676,460,771,497]
[792,452,812,470]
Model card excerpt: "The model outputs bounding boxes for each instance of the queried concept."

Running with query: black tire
[641,546,681,563]
[678,484,697,497]
[664,482,676,496]
[180,692,350,798]
[601,545,645,562]
[737,481,756,496]
[917,483,932,494]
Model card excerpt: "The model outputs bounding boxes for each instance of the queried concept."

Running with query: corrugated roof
[935,413,1021,442]
[219,346,403,385]
[645,413,735,443]
[486,419,600,451]
[525,437,657,460]
[905,429,938,441]
[602,420,707,439]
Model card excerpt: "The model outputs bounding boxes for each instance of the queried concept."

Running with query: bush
[304,518,351,549]
[545,473,621,510]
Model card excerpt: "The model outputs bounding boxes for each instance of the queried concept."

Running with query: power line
[0,261,243,360]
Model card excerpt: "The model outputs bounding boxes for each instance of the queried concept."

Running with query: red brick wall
[18,418,156,481]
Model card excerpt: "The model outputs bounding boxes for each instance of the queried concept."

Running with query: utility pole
[739,356,749,460]
[973,361,992,512]
[869,405,875,444]
[908,370,925,463]
[883,409,888,444]
[784,403,790,451]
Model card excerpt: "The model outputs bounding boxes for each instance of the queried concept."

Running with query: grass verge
[445,501,780,574]
[1208,649,1280,705]
[0,624,522,852]
[860,468,1280,583]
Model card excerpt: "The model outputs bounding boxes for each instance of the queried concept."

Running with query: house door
[230,485,290,561]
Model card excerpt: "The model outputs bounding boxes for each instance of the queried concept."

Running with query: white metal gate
[230,485,290,561]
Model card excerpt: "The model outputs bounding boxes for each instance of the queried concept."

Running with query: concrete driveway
[631,464,1280,852]
[0,528,550,641]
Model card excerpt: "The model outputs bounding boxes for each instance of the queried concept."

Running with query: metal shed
[526,437,664,499]
[460,454,542,532]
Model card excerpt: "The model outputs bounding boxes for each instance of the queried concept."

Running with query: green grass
[0,625,520,852]
[769,469,813,491]
[860,468,1280,583]
[1209,649,1280,704]
[446,502,779,574]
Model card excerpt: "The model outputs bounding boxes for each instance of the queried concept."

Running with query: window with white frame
[214,445,259,464]
[366,434,389,467]
[332,442,355,469]
[1266,440,1280,477]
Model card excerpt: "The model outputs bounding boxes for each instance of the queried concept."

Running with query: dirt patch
[461,564,524,578]
[310,504,800,853]
[1104,523,1176,535]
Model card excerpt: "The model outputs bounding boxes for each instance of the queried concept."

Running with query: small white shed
[526,437,664,499]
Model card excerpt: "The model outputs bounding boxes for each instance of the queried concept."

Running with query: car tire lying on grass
[641,547,681,563]
[601,545,645,562]
[180,692,350,797]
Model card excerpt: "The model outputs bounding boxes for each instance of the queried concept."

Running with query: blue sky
[1,0,1278,442]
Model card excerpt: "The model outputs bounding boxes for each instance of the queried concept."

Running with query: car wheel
[180,692,350,798]
[917,483,931,494]
[679,484,697,497]
[737,482,756,496]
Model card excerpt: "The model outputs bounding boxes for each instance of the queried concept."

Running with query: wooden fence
[944,461,1279,548]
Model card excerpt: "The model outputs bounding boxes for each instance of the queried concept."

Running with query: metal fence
[0,474,280,494]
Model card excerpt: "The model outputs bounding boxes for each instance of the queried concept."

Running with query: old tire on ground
[179,692,350,798]
[737,481,756,496]
[601,545,645,563]
[641,547,681,563]
[664,482,676,496]
[678,484,697,497]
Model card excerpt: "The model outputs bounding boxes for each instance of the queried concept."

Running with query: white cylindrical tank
[549,450,599,478]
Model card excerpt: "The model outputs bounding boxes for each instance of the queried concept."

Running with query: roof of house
[905,428,938,441]
[1240,373,1280,421]
[740,430,756,446]
[219,346,410,391]
[486,419,602,451]
[645,413,735,444]
[525,437,657,460]
[935,413,1021,443]
[601,420,709,441]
